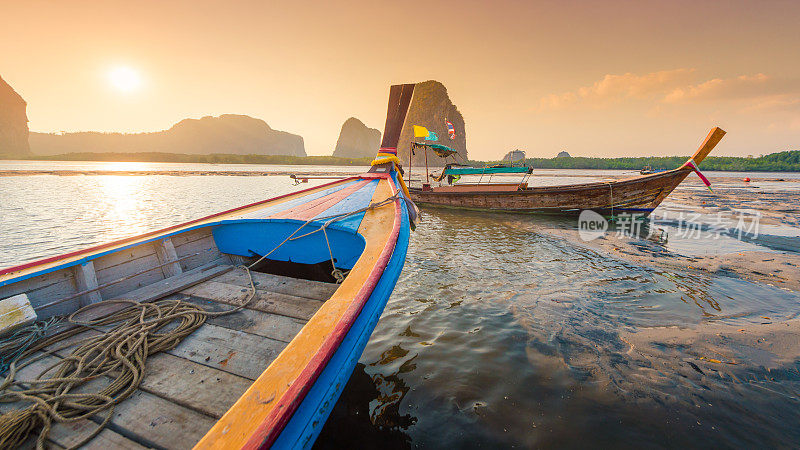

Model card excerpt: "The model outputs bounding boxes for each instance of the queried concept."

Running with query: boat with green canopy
[409,141,533,188]
[407,127,727,218]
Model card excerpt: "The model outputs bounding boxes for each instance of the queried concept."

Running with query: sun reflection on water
[96,161,154,172]
[95,175,151,239]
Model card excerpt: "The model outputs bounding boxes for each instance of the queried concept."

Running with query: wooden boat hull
[0,168,412,449]
[410,167,693,217]
[410,127,727,217]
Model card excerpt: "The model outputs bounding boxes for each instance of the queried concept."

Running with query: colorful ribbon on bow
[686,159,713,192]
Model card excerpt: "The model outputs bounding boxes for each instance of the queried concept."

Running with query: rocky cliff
[396,80,467,167]
[30,114,306,156]
[0,76,31,158]
[332,117,381,158]
[503,150,526,162]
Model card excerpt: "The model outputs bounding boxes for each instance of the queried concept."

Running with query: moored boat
[409,127,726,217]
[0,86,417,449]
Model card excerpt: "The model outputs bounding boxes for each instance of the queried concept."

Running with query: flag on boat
[413,125,429,138]
[425,131,438,141]
[445,119,456,140]
[686,160,713,192]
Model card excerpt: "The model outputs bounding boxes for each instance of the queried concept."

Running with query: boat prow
[0,85,419,449]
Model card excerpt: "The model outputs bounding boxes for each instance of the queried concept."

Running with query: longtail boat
[409,127,726,217]
[0,86,417,449]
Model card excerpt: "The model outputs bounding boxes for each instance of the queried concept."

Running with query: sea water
[1,161,799,448]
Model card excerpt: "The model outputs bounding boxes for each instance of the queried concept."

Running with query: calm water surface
[317,209,800,449]
[1,165,799,448]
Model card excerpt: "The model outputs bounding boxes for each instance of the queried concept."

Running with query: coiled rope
[0,317,62,377]
[0,189,401,449]
[0,267,260,450]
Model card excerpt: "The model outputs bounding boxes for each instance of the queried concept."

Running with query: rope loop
[0,269,260,450]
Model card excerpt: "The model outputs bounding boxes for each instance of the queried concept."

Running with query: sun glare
[108,66,142,92]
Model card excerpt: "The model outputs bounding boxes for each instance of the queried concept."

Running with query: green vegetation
[21,152,373,166]
[469,150,800,172]
[13,149,800,171]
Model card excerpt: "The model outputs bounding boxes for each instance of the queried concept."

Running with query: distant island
[398,80,468,165]
[472,150,800,172]
[21,152,373,166]
[332,117,381,159]
[0,75,31,158]
[29,114,306,157]
[3,74,798,171]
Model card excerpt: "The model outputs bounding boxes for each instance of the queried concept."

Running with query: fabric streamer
[446,119,456,140]
[686,160,713,192]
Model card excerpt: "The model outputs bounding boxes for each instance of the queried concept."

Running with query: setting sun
[107,66,142,92]
[2,2,800,448]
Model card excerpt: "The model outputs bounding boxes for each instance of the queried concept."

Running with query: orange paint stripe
[193,178,398,450]
[244,177,401,448]
[270,179,372,221]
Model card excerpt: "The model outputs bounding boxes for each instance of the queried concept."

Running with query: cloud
[540,70,800,112]
[540,69,695,109]
[663,73,770,102]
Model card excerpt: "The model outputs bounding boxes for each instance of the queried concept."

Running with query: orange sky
[2,0,798,158]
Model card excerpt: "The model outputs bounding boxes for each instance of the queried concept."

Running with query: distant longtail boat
[409,127,726,217]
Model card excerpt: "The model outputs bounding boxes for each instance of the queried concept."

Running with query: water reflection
[3,172,800,447]
[0,175,332,268]
[318,207,800,448]
[96,175,151,237]
[314,363,414,450]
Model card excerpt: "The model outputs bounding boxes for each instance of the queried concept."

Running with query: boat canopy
[411,142,458,158]
[443,165,533,176]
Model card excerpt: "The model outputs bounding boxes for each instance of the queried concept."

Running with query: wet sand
[544,175,800,291]
[534,174,800,391]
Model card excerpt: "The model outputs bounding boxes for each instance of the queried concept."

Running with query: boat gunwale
[189,172,403,448]
[410,167,691,197]
[270,171,412,447]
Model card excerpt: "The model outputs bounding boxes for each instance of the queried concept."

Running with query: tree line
[470,150,800,172]
[18,149,800,171]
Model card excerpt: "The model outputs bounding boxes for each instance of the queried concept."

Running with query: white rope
[246,192,400,283]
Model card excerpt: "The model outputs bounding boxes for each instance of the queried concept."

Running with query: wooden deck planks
[107,263,233,303]
[8,354,189,450]
[140,352,252,418]
[212,268,338,301]
[166,323,287,380]
[8,325,261,448]
[107,389,218,449]
[182,280,325,320]
[47,421,149,450]
[4,261,336,448]
[182,296,307,343]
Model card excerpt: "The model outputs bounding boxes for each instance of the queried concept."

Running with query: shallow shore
[526,175,800,401]
[541,175,800,290]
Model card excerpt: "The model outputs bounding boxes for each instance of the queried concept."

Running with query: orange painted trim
[194,176,401,450]
[269,179,372,220]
